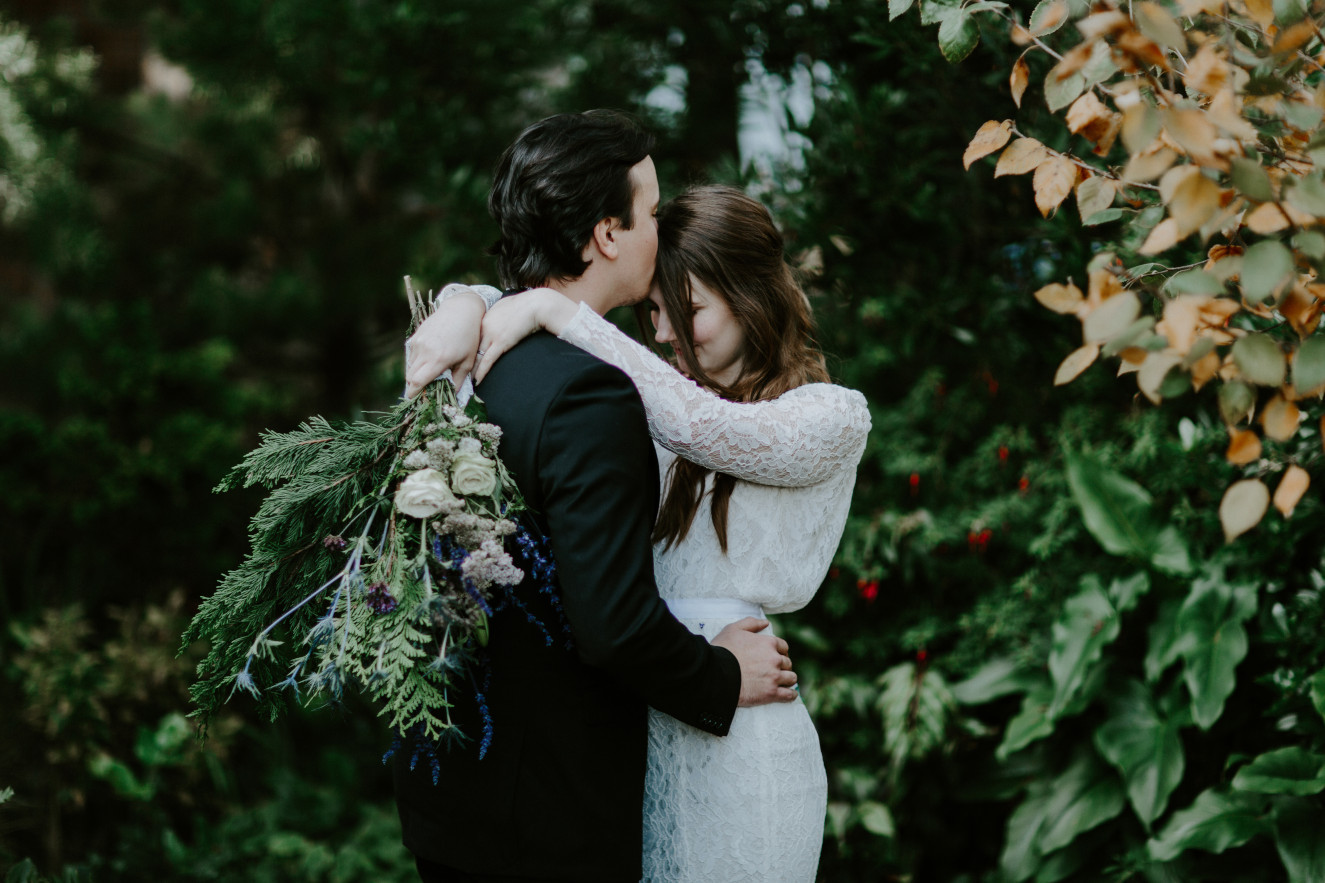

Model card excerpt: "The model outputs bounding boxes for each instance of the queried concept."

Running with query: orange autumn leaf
[1273,465,1310,517]
[1261,394,1301,441]
[1033,155,1078,217]
[1140,218,1181,254]
[1226,428,1262,465]
[1055,344,1101,385]
[1011,56,1030,108]
[996,138,1050,177]
[1184,44,1230,96]
[964,120,1014,170]
[1220,478,1270,542]
[1191,348,1222,390]
[1034,281,1086,314]
[1123,147,1178,183]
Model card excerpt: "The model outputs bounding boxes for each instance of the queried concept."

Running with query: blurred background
[2,1,1321,881]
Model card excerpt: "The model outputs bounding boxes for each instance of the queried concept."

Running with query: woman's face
[648,275,746,388]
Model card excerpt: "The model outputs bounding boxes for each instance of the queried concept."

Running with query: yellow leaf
[1121,102,1161,153]
[1123,147,1178,183]
[1055,343,1101,385]
[1220,478,1270,542]
[1138,351,1183,403]
[1011,56,1030,108]
[1273,20,1315,55]
[1184,44,1229,96]
[1077,10,1131,40]
[1225,428,1262,465]
[1083,290,1141,342]
[1158,294,1210,355]
[1034,281,1086,314]
[1164,107,1223,168]
[1029,0,1068,36]
[996,138,1050,177]
[1167,170,1222,237]
[1261,394,1301,441]
[1243,0,1274,28]
[1273,465,1310,517]
[1087,268,1126,305]
[1077,176,1117,221]
[1206,89,1258,141]
[1140,217,1181,255]
[964,120,1014,170]
[1243,202,1313,234]
[1066,92,1122,151]
[1135,2,1187,50]
[1191,348,1222,390]
[1034,155,1078,217]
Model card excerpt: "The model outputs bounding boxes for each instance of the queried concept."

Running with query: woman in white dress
[414,185,870,882]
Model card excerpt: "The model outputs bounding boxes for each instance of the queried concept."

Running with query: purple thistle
[474,660,494,760]
[365,582,399,615]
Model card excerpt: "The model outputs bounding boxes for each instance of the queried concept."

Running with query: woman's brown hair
[640,185,830,553]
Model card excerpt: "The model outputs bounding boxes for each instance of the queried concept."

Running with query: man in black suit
[394,111,798,882]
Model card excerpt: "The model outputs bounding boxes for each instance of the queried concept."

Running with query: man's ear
[589,217,620,261]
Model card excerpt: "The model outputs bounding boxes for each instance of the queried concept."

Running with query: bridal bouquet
[183,280,563,760]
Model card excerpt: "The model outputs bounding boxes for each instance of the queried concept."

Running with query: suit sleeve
[535,360,741,736]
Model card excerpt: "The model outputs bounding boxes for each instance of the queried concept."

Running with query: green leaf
[1232,333,1287,386]
[952,657,1034,704]
[1177,571,1258,730]
[1287,172,1325,216]
[938,8,981,62]
[1083,207,1125,226]
[1045,72,1086,113]
[1145,598,1193,684]
[1146,788,1269,861]
[1310,668,1325,723]
[1229,156,1277,202]
[1000,749,1126,882]
[1108,571,1151,613]
[1273,798,1325,883]
[1233,748,1325,796]
[1293,334,1325,394]
[1064,449,1188,572]
[890,0,918,20]
[1294,229,1325,261]
[1094,680,1186,826]
[1240,240,1294,304]
[1274,0,1309,23]
[857,800,896,837]
[920,0,960,25]
[1165,269,1225,296]
[1219,381,1257,425]
[999,684,1055,760]
[877,662,955,781]
[1048,581,1120,718]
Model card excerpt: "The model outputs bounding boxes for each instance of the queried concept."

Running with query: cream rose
[449,451,499,498]
[394,468,459,518]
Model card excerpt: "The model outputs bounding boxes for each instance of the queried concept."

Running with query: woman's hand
[404,287,486,399]
[473,287,579,384]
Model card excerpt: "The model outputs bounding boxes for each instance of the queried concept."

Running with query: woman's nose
[653,310,675,344]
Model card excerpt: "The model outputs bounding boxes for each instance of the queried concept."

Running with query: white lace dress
[449,287,871,882]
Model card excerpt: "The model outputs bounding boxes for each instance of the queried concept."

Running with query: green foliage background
[3,1,1323,880]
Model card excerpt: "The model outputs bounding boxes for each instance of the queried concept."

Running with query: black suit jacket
[393,331,742,881]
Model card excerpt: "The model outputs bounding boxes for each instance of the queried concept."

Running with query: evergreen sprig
[183,281,543,746]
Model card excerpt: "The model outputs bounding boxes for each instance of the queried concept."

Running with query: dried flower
[461,539,524,589]
[323,535,348,551]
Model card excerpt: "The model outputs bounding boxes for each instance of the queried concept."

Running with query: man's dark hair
[488,110,655,289]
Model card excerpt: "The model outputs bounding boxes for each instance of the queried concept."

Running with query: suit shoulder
[481,332,636,400]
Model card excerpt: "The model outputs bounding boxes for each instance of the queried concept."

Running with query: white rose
[450,451,499,498]
[394,468,460,519]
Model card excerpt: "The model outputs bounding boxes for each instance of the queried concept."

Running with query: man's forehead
[631,156,659,200]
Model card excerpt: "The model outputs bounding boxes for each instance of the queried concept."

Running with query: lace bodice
[443,287,870,611]
[556,302,870,613]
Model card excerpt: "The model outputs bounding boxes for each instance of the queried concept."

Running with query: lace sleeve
[558,303,871,487]
[431,283,503,312]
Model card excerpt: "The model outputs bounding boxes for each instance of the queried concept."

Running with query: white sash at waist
[665,598,765,622]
